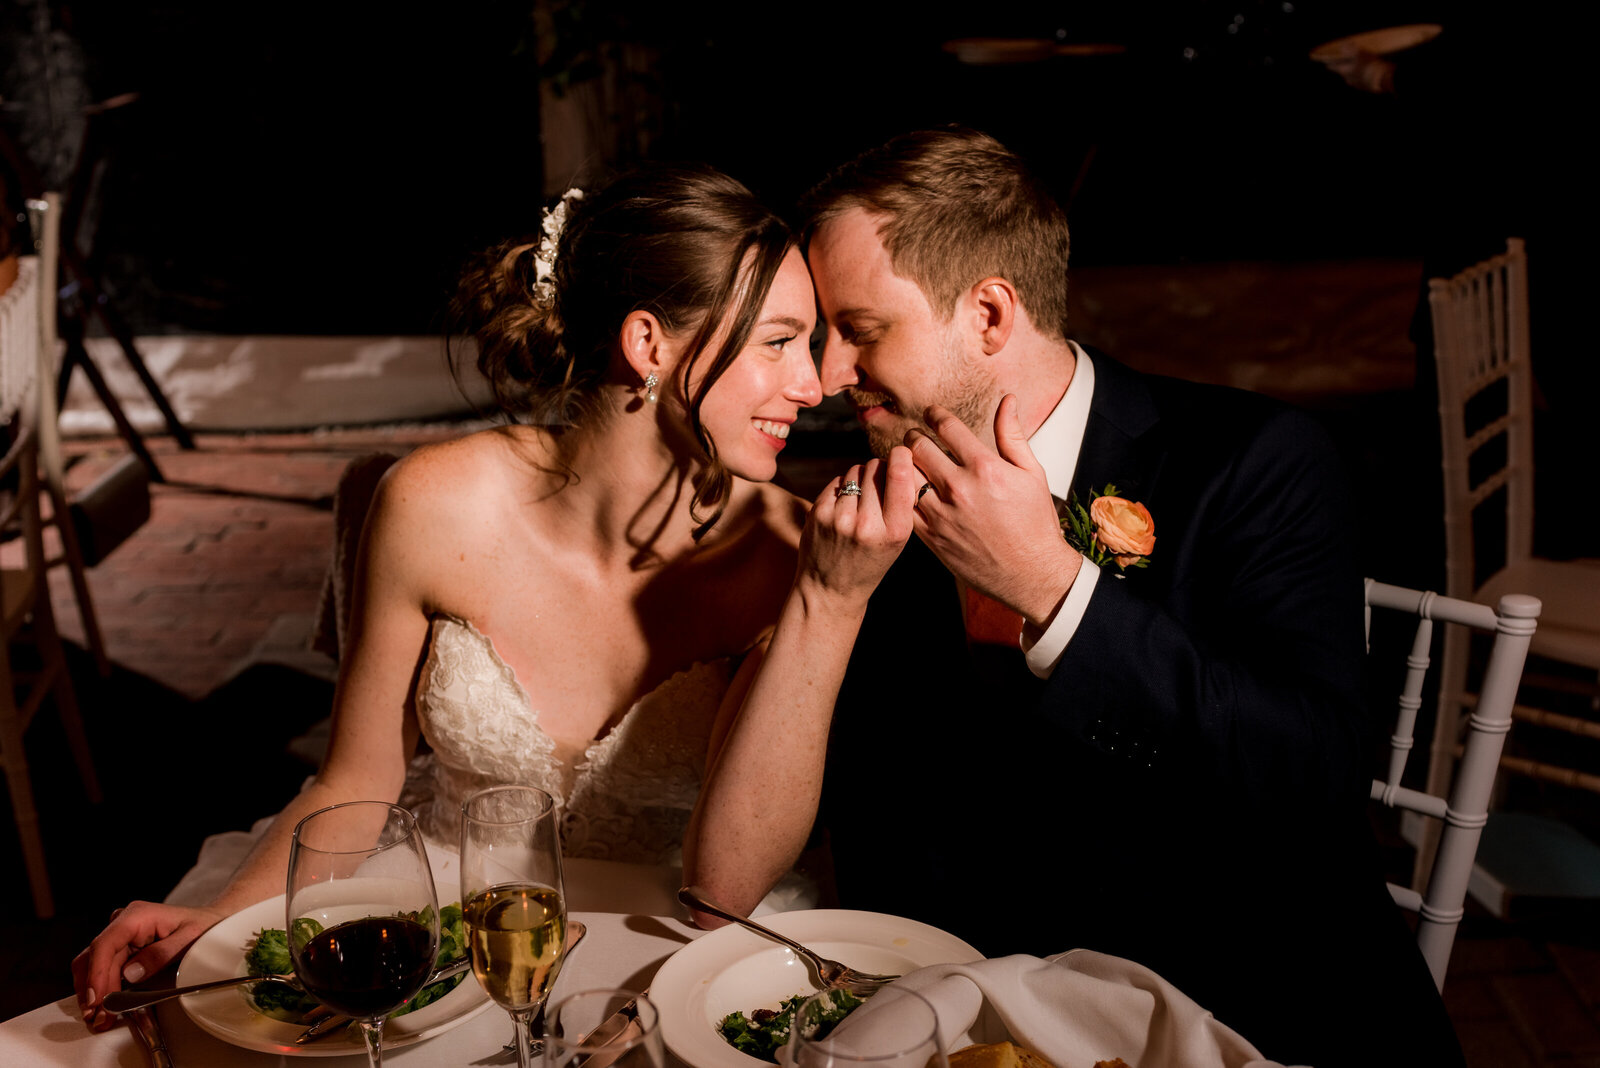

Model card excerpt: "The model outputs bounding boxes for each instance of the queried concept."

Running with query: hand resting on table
[72,900,226,1032]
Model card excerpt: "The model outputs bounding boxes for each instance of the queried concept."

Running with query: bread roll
[946,1041,1056,1068]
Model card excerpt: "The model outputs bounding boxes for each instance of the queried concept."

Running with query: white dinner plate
[1310,23,1441,61]
[651,909,983,1068]
[177,894,494,1057]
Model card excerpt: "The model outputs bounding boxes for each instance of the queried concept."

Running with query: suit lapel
[1070,349,1181,597]
[1073,348,1163,505]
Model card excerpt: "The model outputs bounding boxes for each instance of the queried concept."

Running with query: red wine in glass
[294,914,435,1018]
[288,801,439,1068]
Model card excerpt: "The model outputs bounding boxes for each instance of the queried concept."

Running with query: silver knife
[128,1007,174,1068]
[566,992,646,1068]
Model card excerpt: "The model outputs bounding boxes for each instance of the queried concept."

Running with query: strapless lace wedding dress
[166,614,806,910]
[402,615,732,864]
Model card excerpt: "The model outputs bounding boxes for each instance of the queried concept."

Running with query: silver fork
[103,971,302,1013]
[677,886,899,990]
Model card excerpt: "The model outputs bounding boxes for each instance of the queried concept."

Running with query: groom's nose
[817,334,859,397]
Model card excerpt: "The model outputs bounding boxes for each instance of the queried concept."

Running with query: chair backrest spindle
[1427,238,1534,594]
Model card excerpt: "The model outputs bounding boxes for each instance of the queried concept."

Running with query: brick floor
[39,425,467,699]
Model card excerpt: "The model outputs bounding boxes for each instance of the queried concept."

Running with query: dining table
[2,855,1283,1068]
[0,858,702,1067]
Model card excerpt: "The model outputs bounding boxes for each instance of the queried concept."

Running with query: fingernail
[82,987,96,1019]
[123,961,146,984]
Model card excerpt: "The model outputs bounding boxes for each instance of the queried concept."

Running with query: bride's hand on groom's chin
[798,448,917,606]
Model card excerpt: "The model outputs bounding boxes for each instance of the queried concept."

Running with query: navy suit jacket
[820,351,1461,1067]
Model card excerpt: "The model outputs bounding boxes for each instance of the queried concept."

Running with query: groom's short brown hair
[800,126,1072,340]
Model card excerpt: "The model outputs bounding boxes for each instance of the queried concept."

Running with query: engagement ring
[838,480,862,498]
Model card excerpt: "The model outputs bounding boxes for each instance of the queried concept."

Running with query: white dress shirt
[1018,343,1100,677]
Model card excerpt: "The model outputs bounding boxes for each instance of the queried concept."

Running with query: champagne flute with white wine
[461,785,568,1068]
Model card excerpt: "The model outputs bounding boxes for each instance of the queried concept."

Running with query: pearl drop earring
[644,372,658,404]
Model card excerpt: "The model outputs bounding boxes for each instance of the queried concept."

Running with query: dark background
[3,0,1532,338]
[3,5,1598,1049]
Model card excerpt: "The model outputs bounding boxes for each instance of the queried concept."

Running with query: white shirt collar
[1028,342,1094,501]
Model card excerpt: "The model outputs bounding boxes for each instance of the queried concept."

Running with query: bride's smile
[685,248,820,484]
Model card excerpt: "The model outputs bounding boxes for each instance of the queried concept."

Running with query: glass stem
[512,1007,538,1068]
[359,1017,385,1067]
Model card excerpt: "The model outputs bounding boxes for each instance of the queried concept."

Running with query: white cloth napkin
[833,951,1294,1068]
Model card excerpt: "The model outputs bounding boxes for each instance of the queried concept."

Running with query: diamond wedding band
[837,480,862,498]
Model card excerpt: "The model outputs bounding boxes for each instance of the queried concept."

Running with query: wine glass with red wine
[461,785,567,1068]
[287,801,439,1068]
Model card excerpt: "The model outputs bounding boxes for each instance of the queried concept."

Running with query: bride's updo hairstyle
[453,164,794,535]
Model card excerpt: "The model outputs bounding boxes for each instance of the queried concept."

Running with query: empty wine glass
[286,801,439,1068]
[461,785,568,1068]
[543,988,664,1068]
[786,985,948,1068]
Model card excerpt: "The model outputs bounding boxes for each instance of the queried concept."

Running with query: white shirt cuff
[1020,552,1100,678]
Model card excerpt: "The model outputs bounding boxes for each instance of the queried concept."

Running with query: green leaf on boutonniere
[1061,490,1113,568]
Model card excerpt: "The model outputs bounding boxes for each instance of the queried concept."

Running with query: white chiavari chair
[1366,579,1540,989]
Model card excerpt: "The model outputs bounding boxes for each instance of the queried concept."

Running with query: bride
[73,164,917,1030]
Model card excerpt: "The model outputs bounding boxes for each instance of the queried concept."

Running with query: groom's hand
[907,398,1081,629]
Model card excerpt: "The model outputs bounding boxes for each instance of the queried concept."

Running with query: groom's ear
[969,277,1018,355]
[618,309,669,380]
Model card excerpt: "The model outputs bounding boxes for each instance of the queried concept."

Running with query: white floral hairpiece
[532,186,584,306]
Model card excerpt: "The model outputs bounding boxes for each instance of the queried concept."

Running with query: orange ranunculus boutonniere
[1062,484,1155,574]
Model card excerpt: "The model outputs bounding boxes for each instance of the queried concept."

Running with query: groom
[800,128,1462,1067]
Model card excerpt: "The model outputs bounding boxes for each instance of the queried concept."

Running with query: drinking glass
[543,988,665,1068]
[461,785,568,1068]
[787,986,948,1068]
[286,801,439,1068]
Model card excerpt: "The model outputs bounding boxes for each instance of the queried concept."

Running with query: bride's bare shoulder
[372,426,553,525]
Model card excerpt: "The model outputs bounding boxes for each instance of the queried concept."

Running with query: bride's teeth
[754,420,790,439]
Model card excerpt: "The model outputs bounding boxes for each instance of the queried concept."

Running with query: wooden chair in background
[25,194,112,676]
[1424,238,1600,913]
[0,200,102,917]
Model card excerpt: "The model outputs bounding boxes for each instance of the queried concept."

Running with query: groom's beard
[851,339,998,460]
[845,387,903,460]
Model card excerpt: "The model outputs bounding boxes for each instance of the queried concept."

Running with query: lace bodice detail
[405,616,733,864]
